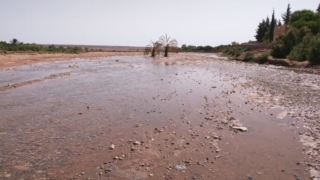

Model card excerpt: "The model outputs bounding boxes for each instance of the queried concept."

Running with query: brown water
[0,55,311,180]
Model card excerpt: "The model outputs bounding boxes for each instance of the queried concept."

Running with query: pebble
[133,141,141,145]
[232,126,248,132]
[5,174,11,178]
[109,144,115,150]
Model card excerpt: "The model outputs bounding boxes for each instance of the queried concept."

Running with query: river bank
[0,52,141,69]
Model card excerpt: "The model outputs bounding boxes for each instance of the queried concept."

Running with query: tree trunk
[151,47,155,57]
[164,46,169,57]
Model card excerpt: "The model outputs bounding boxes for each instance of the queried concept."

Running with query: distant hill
[41,44,145,52]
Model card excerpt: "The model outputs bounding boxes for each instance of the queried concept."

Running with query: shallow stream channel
[0,54,319,180]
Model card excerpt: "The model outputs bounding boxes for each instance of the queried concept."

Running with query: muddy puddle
[0,54,318,179]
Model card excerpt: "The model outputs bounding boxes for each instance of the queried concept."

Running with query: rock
[184,160,191,165]
[109,144,115,150]
[232,126,248,132]
[175,164,187,170]
[149,174,154,177]
[12,165,29,171]
[4,174,11,178]
[133,141,141,145]
[228,117,236,121]
[221,120,229,124]
[81,172,85,175]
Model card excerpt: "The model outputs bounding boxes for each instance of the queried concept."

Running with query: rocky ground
[0,53,319,179]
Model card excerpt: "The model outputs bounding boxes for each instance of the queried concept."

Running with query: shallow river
[0,54,319,180]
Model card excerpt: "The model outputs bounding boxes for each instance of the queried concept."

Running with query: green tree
[317,3,320,14]
[10,38,20,45]
[255,20,265,42]
[270,9,276,42]
[255,18,270,42]
[271,27,312,58]
[203,45,213,52]
[282,4,291,24]
[181,44,187,51]
[290,10,320,34]
[263,17,271,42]
[278,20,282,26]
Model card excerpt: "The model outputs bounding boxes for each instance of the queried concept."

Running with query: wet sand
[0,52,141,69]
[0,53,319,179]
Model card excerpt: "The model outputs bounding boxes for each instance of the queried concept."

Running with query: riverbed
[0,54,319,180]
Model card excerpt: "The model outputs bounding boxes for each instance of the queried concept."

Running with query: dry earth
[0,52,141,69]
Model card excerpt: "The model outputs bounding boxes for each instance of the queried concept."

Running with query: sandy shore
[0,52,141,69]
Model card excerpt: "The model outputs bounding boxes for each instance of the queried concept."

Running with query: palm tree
[10,38,20,45]
[149,41,162,57]
[158,34,178,57]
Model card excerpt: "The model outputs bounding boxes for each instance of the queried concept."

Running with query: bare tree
[144,45,151,55]
[149,41,162,57]
[158,34,178,57]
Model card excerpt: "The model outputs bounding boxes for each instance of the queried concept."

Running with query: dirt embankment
[0,52,141,69]
[228,51,308,67]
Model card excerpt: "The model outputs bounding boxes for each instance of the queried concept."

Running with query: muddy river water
[0,54,319,180]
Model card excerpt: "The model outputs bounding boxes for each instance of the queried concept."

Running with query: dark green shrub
[234,49,241,57]
[253,53,269,64]
[307,36,320,64]
[288,41,308,61]
[241,48,249,52]
[243,52,254,61]
[224,48,231,54]
[271,27,312,58]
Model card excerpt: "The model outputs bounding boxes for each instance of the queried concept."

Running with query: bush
[253,53,269,64]
[285,35,320,64]
[271,27,312,58]
[287,41,308,61]
[0,40,84,54]
[224,48,231,54]
[290,10,320,34]
[307,36,320,64]
[241,48,249,52]
[243,52,254,61]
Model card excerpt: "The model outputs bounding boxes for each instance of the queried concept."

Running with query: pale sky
[0,0,317,47]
